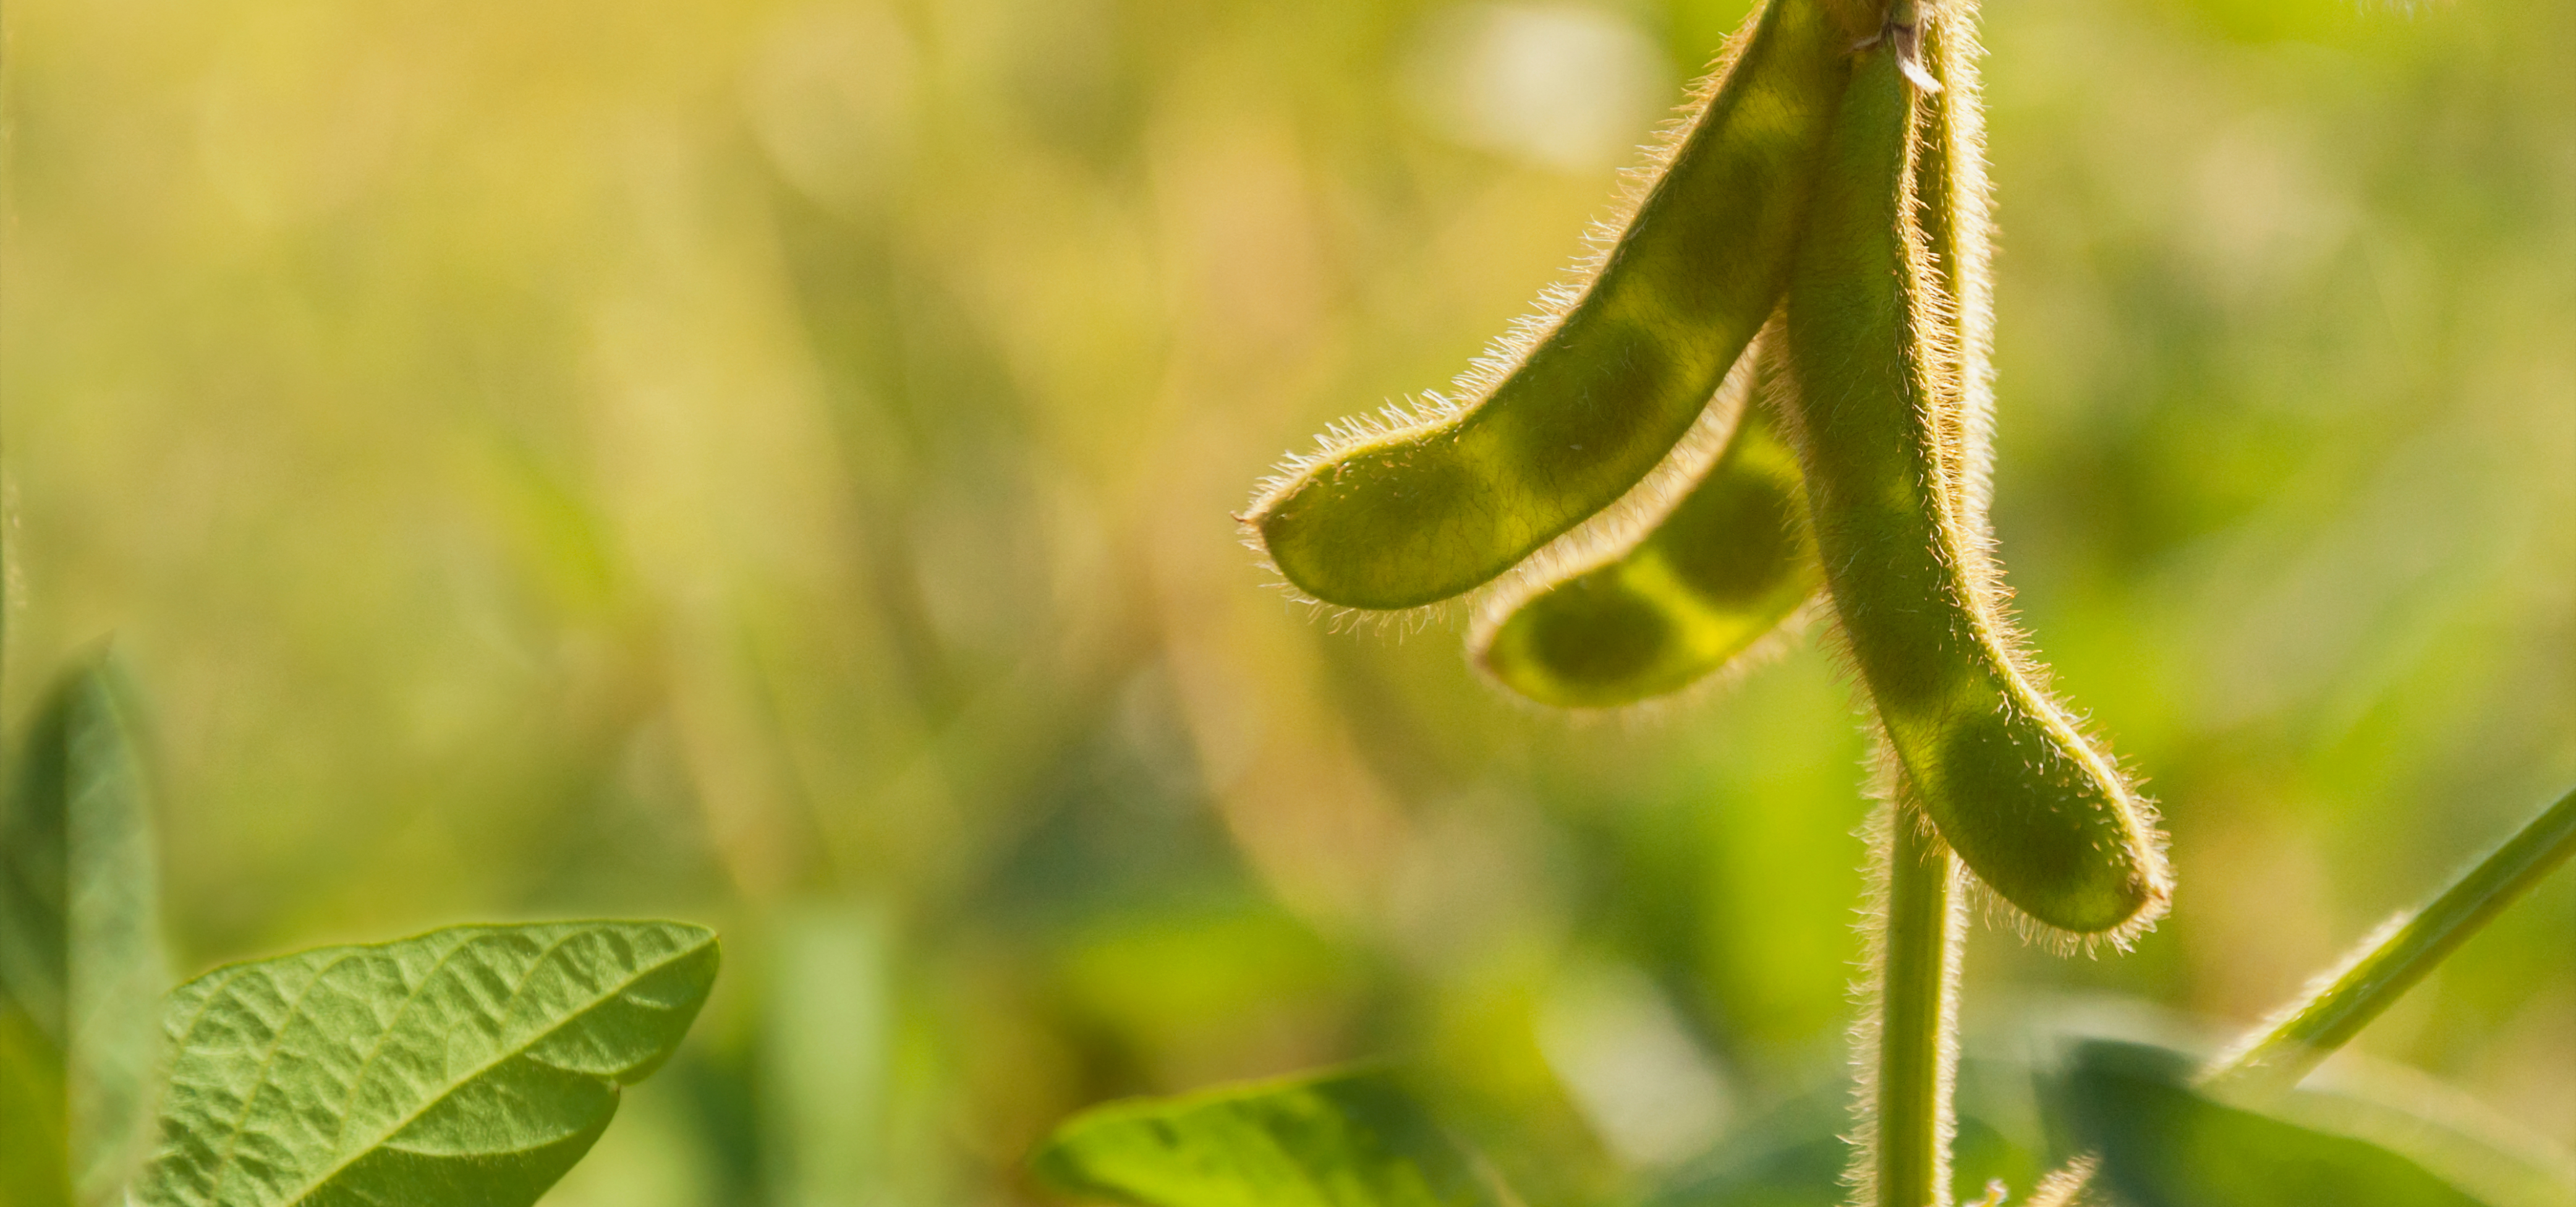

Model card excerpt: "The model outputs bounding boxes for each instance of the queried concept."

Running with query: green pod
[1778,33,2169,938]
[1245,0,1853,611]
[1472,336,1822,709]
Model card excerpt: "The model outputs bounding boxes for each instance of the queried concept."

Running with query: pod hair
[1775,14,2170,941]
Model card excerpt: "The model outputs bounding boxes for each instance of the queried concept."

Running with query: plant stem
[1860,798,1966,1207]
[2204,783,2576,1097]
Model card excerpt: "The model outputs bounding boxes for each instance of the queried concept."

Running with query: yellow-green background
[4,0,2569,1201]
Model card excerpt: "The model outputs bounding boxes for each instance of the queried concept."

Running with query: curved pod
[1473,336,1821,709]
[1245,0,1853,611]
[1778,36,2167,937]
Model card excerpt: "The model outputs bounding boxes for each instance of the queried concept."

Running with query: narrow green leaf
[761,906,895,1206]
[1,1003,72,1206]
[2061,1041,2495,1207]
[0,655,170,1206]
[1033,1068,1509,1207]
[2205,785,2576,1098]
[135,919,720,1207]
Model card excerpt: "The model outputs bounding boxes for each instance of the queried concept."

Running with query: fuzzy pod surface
[1244,0,1853,611]
[1777,32,2168,938]
[1473,333,1821,709]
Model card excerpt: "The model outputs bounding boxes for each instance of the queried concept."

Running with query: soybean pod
[1777,22,2169,938]
[1244,0,1851,612]
[1472,330,1822,709]
[1915,4,1997,532]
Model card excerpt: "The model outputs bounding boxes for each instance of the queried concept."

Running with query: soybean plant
[1256,0,2148,1197]
[1034,1,2576,1205]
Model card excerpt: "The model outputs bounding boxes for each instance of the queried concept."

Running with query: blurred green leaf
[134,920,718,1207]
[760,906,894,1207]
[1033,1068,1510,1207]
[1649,1126,1843,1207]
[0,1003,72,1207]
[1643,1090,2032,1207]
[2061,1041,2494,1207]
[0,655,169,1206]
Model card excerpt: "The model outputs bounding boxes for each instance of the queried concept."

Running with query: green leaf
[1033,1068,1510,1207]
[0,655,170,1206]
[1,1003,72,1207]
[135,919,720,1207]
[1642,1072,2036,1207]
[760,906,895,1207]
[2060,1041,2496,1207]
[1647,1111,2028,1207]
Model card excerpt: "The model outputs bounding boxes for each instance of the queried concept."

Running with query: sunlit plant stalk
[2204,784,2576,1098]
[1852,793,1968,1207]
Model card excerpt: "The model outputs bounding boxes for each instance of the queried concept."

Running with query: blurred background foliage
[1,0,2569,1201]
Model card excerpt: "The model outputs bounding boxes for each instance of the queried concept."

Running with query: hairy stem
[2204,783,2576,1097]
[1855,795,1966,1207]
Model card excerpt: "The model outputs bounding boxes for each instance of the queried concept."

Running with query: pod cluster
[1240,0,2169,940]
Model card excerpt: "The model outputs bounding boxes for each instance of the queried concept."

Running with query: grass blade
[2204,785,2576,1097]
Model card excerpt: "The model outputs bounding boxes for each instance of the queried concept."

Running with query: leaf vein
[279,927,707,1206]
[202,949,372,1207]
[320,929,507,1158]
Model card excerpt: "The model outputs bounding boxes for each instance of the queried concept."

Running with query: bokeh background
[4,0,2570,1201]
